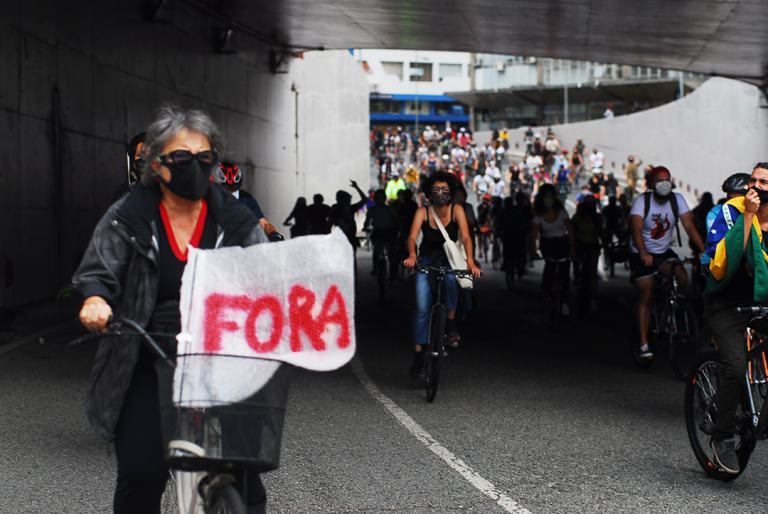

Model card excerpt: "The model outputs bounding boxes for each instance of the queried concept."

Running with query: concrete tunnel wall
[477,77,768,207]
[0,1,370,310]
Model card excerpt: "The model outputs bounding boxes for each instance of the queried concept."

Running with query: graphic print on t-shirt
[650,213,671,240]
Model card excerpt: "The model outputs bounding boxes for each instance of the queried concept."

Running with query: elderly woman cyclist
[403,171,482,378]
[73,104,269,514]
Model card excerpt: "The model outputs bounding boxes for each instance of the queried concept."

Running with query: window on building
[409,62,433,82]
[381,62,403,80]
[370,100,401,114]
[434,102,462,115]
[405,101,430,115]
[439,64,462,81]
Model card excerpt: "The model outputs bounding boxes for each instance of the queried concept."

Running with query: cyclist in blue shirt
[218,162,284,241]
[702,173,750,267]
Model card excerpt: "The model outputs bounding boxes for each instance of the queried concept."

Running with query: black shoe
[711,438,740,474]
[409,352,423,379]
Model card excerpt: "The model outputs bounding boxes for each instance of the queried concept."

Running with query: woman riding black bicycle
[73,104,269,514]
[531,183,575,314]
[403,171,482,378]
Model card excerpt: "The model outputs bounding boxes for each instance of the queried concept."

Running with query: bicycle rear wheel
[425,306,445,403]
[207,484,247,514]
[684,350,752,481]
[491,239,500,270]
[669,299,700,381]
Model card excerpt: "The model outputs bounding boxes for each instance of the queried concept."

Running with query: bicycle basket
[155,354,291,473]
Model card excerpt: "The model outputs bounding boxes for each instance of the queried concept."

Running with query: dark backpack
[642,192,682,247]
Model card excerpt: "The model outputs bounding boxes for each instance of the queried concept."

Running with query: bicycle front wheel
[669,299,700,381]
[207,484,247,514]
[425,307,446,403]
[684,351,752,481]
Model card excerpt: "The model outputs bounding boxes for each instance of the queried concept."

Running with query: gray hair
[140,103,225,185]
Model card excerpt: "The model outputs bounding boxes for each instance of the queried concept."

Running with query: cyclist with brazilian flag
[703,162,768,475]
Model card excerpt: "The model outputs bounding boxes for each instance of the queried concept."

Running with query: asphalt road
[2,177,768,512]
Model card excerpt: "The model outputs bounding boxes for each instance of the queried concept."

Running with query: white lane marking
[350,356,531,514]
[0,321,78,357]
[565,199,576,210]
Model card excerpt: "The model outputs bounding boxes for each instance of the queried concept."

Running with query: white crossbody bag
[429,205,473,289]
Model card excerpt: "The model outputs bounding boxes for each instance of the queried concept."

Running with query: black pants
[704,302,751,440]
[114,346,266,513]
[372,230,397,280]
[540,236,570,298]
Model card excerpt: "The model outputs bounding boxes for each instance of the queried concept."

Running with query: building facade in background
[354,50,471,131]
[457,54,707,130]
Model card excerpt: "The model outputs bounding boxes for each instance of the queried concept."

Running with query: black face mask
[750,186,768,206]
[159,160,213,200]
[431,191,451,206]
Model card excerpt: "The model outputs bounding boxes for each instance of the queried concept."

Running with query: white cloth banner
[174,228,356,407]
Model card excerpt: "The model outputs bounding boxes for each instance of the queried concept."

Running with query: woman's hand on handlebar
[79,296,113,333]
[467,260,483,279]
[404,254,418,270]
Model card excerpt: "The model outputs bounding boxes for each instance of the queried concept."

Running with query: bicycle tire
[492,239,500,271]
[505,266,514,290]
[551,274,562,332]
[629,300,654,369]
[377,254,387,300]
[684,350,753,481]
[669,299,701,381]
[425,307,445,403]
[207,484,247,514]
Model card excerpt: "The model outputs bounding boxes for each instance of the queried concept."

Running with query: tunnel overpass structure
[2,0,768,311]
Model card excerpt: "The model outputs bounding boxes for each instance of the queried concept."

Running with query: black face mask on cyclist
[159,159,214,201]
[431,191,451,206]
[750,186,768,206]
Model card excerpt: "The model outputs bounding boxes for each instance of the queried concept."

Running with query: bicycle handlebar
[735,306,767,314]
[650,257,697,266]
[69,318,170,361]
[412,263,474,279]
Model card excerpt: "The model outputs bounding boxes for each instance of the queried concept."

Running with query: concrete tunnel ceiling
[196,0,768,85]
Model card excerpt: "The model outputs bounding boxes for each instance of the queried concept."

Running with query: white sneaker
[639,344,653,359]
[561,303,570,316]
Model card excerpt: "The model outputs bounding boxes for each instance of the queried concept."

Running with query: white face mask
[655,180,672,197]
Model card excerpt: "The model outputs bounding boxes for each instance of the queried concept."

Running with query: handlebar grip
[735,306,761,314]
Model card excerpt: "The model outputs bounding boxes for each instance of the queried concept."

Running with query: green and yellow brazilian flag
[705,196,768,302]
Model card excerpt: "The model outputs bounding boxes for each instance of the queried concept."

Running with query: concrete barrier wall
[0,1,369,308]
[477,77,768,206]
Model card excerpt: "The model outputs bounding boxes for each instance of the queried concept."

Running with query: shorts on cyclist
[413,255,458,346]
[629,248,679,281]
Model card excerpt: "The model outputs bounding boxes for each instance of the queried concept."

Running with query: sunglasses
[159,150,219,169]
[431,187,450,194]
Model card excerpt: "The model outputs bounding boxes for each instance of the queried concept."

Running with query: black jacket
[73,182,267,441]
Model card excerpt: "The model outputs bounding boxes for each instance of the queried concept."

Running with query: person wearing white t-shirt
[589,148,605,172]
[489,176,507,198]
[629,166,706,360]
[473,172,491,201]
[485,161,500,179]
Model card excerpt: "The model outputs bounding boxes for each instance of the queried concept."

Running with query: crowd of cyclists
[78,103,768,506]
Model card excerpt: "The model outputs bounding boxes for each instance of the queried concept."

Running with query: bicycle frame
[649,259,688,341]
